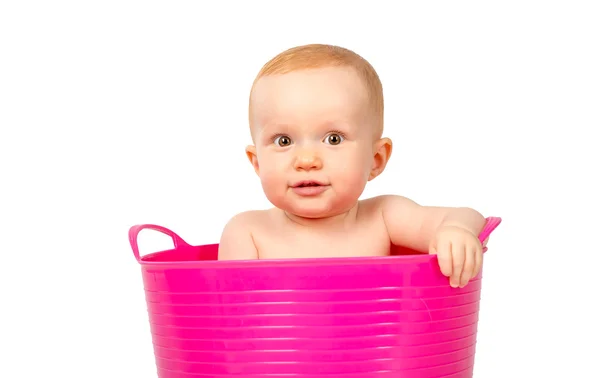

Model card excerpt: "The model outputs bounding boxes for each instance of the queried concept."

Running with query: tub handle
[128,224,190,262]
[479,216,502,251]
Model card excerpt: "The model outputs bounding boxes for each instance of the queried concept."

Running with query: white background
[1,1,599,377]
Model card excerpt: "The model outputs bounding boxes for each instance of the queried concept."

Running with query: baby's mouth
[292,181,326,188]
[290,180,330,196]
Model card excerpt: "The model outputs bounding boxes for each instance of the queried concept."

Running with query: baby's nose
[294,150,323,171]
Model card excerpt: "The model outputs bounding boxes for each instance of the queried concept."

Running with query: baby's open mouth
[293,181,325,188]
[291,180,329,196]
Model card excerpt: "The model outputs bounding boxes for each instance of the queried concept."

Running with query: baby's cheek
[334,170,367,197]
[259,170,280,191]
[258,167,287,203]
[338,154,370,183]
[338,165,371,201]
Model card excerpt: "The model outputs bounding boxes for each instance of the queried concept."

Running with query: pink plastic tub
[129,217,501,378]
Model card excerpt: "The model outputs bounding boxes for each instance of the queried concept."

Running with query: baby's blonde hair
[249,44,384,137]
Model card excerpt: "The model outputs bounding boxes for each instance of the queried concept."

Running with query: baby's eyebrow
[259,122,295,134]
[318,121,354,133]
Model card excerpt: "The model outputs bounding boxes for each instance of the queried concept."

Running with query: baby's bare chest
[253,222,391,259]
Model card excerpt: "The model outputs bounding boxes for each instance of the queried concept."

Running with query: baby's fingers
[433,241,453,278]
[459,243,476,287]
[450,242,465,288]
[473,243,483,278]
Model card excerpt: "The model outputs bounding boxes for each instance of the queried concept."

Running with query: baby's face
[247,66,381,219]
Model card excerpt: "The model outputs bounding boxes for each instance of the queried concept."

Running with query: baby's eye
[324,133,344,145]
[274,135,292,147]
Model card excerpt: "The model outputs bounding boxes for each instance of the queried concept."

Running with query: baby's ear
[245,145,260,175]
[369,137,393,181]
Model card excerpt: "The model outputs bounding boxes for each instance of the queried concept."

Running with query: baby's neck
[281,203,360,230]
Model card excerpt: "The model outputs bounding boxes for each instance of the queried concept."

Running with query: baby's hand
[429,225,483,288]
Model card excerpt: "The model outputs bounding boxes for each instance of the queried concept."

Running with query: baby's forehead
[249,68,381,138]
[252,73,369,114]
[250,98,367,129]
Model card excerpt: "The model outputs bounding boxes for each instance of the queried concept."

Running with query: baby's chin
[288,210,332,219]
[281,202,355,220]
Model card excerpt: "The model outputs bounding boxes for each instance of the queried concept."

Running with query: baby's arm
[379,195,486,287]
[217,212,259,260]
[380,195,485,250]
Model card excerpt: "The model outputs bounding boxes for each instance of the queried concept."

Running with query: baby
[218,44,489,288]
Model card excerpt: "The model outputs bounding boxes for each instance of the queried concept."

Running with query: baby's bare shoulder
[357,195,419,224]
[360,195,417,212]
[218,210,272,260]
[224,209,270,230]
